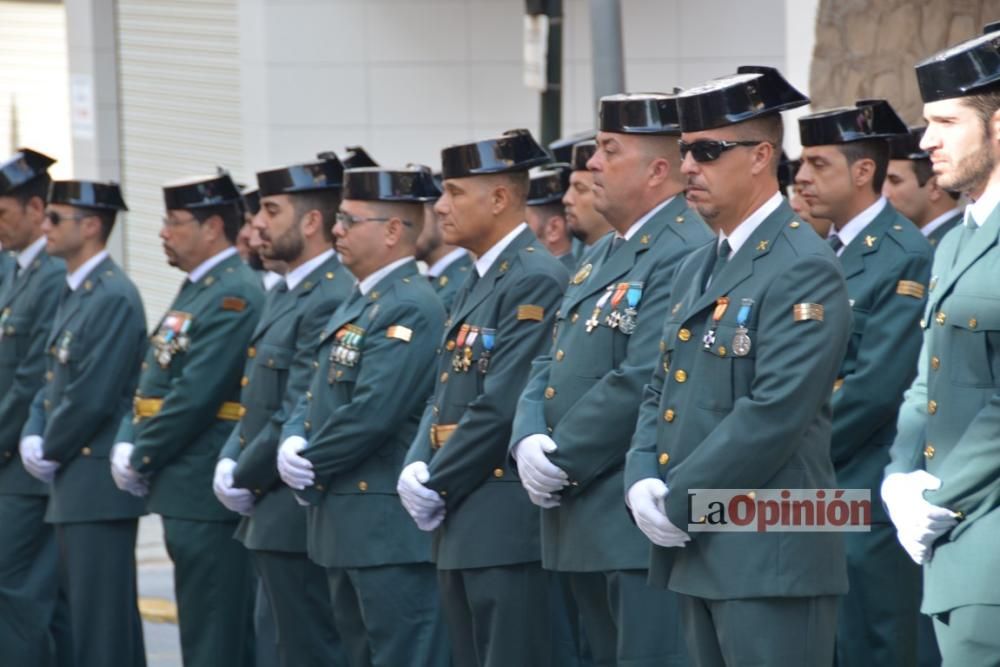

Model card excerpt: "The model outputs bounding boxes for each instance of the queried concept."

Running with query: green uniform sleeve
[624,338,667,493]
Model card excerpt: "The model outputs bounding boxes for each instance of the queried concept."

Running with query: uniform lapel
[837,203,894,280]
[0,251,46,310]
[928,206,1000,312]
[323,259,419,341]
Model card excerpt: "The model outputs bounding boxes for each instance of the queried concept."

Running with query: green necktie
[705,239,731,290]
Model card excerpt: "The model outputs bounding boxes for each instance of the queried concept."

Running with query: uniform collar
[358,255,414,295]
[262,270,284,291]
[830,196,886,253]
[921,208,962,237]
[966,185,1000,228]
[188,246,237,283]
[618,195,675,242]
[475,222,527,278]
[16,235,47,271]
[66,250,109,291]
[720,190,783,256]
[426,247,469,278]
[285,248,334,291]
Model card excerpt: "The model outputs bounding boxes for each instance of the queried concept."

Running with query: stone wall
[810,0,1000,124]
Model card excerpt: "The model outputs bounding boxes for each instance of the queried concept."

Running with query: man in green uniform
[511,92,709,667]
[416,174,472,313]
[884,126,963,250]
[21,180,147,667]
[214,155,349,667]
[399,129,568,667]
[277,165,450,667]
[563,140,613,252]
[883,24,1000,665]
[795,99,933,666]
[0,148,69,667]
[111,171,263,667]
[526,164,577,270]
[624,66,852,665]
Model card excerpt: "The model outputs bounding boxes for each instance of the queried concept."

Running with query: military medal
[732,298,753,357]
[605,283,628,329]
[572,263,592,285]
[153,311,193,368]
[452,324,470,372]
[618,282,644,335]
[703,297,729,349]
[57,331,73,364]
[0,307,10,342]
[586,286,613,333]
[478,328,495,374]
[461,326,479,373]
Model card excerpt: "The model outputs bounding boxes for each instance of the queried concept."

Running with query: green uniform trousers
[0,494,71,667]
[55,520,145,667]
[680,594,838,667]
[253,550,345,667]
[254,579,279,667]
[932,604,1000,667]
[917,612,941,667]
[437,563,554,667]
[327,563,448,667]
[162,517,254,667]
[568,569,687,667]
[835,523,920,667]
[551,572,593,667]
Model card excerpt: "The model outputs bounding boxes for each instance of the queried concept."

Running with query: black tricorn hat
[242,188,261,215]
[343,166,442,203]
[599,93,681,134]
[342,146,378,169]
[888,126,929,160]
[916,23,1000,103]
[48,180,128,211]
[571,140,597,171]
[441,129,551,180]
[548,130,596,163]
[163,170,242,211]
[256,152,345,198]
[527,164,572,205]
[798,99,908,146]
[0,148,56,196]
[677,65,809,132]
[406,164,442,200]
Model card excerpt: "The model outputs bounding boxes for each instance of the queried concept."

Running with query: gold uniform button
[304,420,312,430]
[241,376,249,387]
[931,356,940,371]
[663,409,675,422]
[546,426,553,434]
[544,387,556,399]
[678,329,691,342]
[316,484,324,491]
[254,489,262,496]
[446,340,456,351]
[313,360,319,369]
[555,350,565,361]
[969,318,978,329]
[247,347,256,358]
[142,456,151,465]
[142,362,149,371]
[674,369,687,383]
[658,452,670,465]
[239,435,246,446]
[440,372,449,384]
[789,221,801,229]
[493,468,504,478]
[919,319,926,328]
[336,369,344,379]
[306,391,313,401]
[924,445,935,459]
[267,359,275,368]
[718,346,727,357]
[45,371,53,381]
[571,313,579,324]
[935,312,946,326]
[81,447,92,456]
[927,400,937,415]
[358,481,368,491]
[663,360,670,373]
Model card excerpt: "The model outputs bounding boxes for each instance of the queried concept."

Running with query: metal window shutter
[116,0,243,328]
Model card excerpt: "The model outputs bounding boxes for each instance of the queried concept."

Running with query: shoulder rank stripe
[386,325,413,342]
[517,304,545,321]
[792,303,824,322]
[896,280,926,299]
[222,297,247,312]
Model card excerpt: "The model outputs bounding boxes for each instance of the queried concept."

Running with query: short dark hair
[910,159,960,200]
[502,170,530,203]
[81,207,118,242]
[837,139,889,193]
[734,113,784,176]
[10,174,51,208]
[962,90,1000,133]
[292,189,342,243]
[192,203,242,243]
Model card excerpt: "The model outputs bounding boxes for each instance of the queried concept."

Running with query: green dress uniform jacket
[0,249,63,493]
[406,226,569,569]
[221,253,350,552]
[430,251,473,314]
[24,256,147,522]
[511,196,713,572]
[926,211,962,250]
[625,200,852,599]
[116,252,263,519]
[887,204,1000,616]
[284,259,444,568]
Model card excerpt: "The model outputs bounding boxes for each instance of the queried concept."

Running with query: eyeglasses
[678,139,768,163]
[334,212,413,231]
[45,211,90,226]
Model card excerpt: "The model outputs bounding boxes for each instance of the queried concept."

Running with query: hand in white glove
[277,436,314,490]
[19,435,59,483]
[882,471,958,565]
[627,478,690,548]
[110,442,148,497]
[513,434,568,505]
[397,461,445,530]
[213,458,255,515]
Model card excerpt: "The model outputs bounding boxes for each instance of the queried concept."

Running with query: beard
[264,225,305,263]
[941,134,996,194]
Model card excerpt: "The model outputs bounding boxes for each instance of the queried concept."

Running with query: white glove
[213,458,255,515]
[513,434,568,504]
[627,478,690,548]
[19,435,59,484]
[277,436,314,490]
[397,461,446,530]
[882,471,958,564]
[110,442,148,497]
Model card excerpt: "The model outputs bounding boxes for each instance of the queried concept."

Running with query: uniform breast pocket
[698,323,758,411]
[843,307,869,375]
[255,343,293,407]
[0,315,29,363]
[943,294,1000,388]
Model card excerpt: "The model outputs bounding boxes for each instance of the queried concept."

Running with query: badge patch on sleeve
[517,305,545,321]
[386,325,413,342]
[896,280,926,299]
[222,297,247,312]
[792,303,824,322]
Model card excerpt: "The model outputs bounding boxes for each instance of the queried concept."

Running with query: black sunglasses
[678,139,767,163]
[46,211,90,226]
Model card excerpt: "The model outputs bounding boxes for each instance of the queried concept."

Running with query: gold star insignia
[640,234,650,244]
[864,235,877,248]
[499,261,509,273]
[756,240,769,251]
